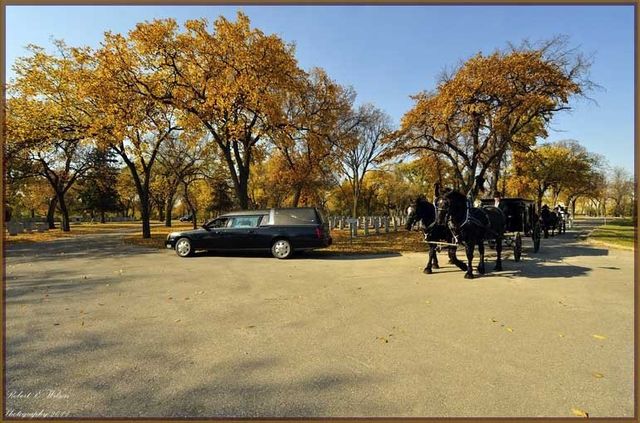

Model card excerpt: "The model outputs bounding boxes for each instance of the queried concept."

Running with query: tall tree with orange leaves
[388,37,593,199]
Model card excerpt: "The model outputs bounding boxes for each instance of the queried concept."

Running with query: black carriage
[480,198,541,261]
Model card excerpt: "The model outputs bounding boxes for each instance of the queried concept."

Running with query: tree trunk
[158,202,165,222]
[31,209,35,219]
[292,186,302,208]
[57,192,71,232]
[238,169,250,209]
[165,194,175,227]
[47,196,58,229]
[571,198,577,216]
[351,186,359,218]
[181,181,198,230]
[100,211,106,224]
[140,193,151,238]
[490,164,500,196]
[536,190,544,214]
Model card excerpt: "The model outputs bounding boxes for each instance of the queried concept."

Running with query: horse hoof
[464,273,474,279]
[458,263,468,271]
[423,268,433,274]
[477,266,485,275]
[494,265,503,272]
[433,263,440,269]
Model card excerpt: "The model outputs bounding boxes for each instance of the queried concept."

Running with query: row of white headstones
[327,215,410,236]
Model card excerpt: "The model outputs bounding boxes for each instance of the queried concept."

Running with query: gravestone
[7,222,21,236]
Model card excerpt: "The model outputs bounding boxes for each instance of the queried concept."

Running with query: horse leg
[543,227,549,239]
[431,244,440,269]
[464,241,475,279]
[423,244,435,274]
[477,240,486,275]
[494,237,503,271]
[448,247,467,271]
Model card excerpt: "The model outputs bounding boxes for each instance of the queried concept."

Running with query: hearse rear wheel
[271,239,293,259]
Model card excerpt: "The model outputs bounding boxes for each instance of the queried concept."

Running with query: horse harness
[435,199,501,246]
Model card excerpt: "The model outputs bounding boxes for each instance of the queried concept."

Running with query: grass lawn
[123,227,429,255]
[589,218,635,250]
[4,221,193,244]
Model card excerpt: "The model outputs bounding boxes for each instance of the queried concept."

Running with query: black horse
[405,196,468,274]
[434,187,506,279]
[540,205,559,238]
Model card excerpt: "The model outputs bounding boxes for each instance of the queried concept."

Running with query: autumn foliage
[6,16,620,239]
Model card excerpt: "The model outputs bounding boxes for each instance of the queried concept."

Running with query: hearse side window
[208,217,229,228]
[273,209,318,225]
[228,216,262,228]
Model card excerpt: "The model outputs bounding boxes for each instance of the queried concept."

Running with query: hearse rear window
[273,209,318,225]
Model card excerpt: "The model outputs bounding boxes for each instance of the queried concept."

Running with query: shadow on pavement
[6,297,380,417]
[5,232,159,264]
[413,230,607,279]
[191,250,402,261]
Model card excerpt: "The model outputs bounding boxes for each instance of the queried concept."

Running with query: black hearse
[165,207,332,259]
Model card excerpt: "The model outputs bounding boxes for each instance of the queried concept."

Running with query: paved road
[4,219,634,417]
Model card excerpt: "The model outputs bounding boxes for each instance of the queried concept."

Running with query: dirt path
[4,220,634,417]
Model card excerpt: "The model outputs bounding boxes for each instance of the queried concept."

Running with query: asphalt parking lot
[4,220,634,417]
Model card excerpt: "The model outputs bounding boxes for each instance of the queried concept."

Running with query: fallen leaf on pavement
[81,320,84,327]
[571,408,589,418]
[175,319,181,323]
[506,327,514,333]
[592,372,604,378]
[592,334,606,340]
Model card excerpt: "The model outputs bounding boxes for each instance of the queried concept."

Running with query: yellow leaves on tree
[390,39,590,198]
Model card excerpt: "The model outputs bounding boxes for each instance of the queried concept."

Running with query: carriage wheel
[514,232,522,262]
[532,223,541,253]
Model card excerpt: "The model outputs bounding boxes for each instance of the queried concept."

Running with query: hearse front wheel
[271,239,292,259]
[175,237,194,258]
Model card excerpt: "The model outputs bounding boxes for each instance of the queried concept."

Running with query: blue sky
[6,5,635,172]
